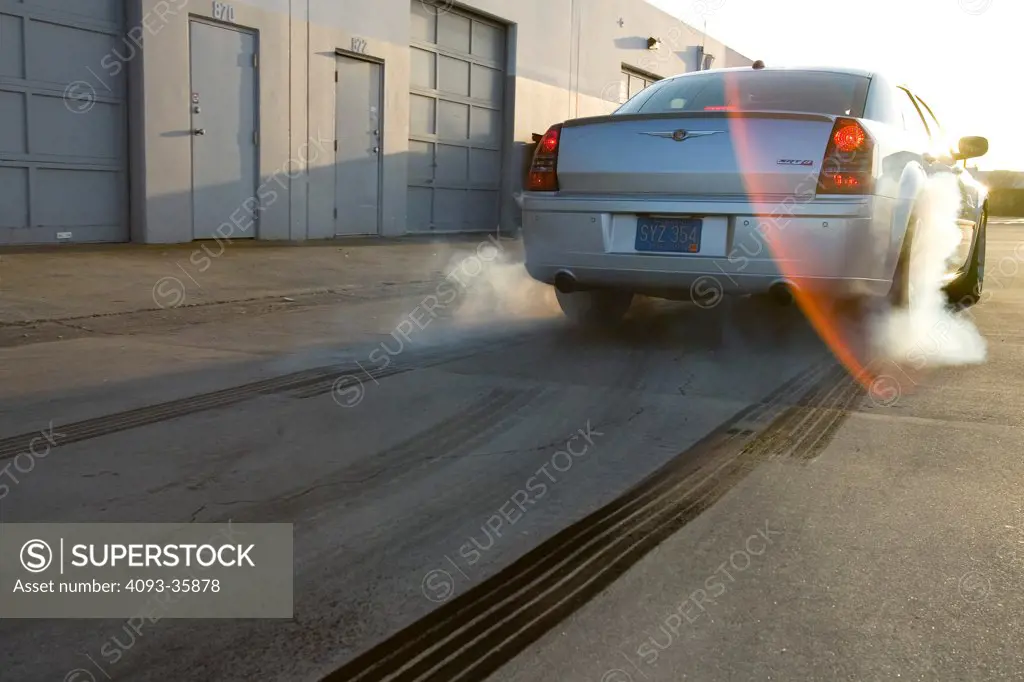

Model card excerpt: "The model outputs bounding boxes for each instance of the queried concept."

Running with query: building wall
[132,0,750,243]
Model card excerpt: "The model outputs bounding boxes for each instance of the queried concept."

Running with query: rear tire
[945,214,986,308]
[555,289,633,328]
[888,213,918,310]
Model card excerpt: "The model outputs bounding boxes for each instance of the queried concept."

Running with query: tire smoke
[870,172,987,368]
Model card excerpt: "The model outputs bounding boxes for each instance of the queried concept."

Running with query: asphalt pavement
[2,221,1023,681]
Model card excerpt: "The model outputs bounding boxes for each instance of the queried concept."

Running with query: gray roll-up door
[0,0,127,244]
[408,0,505,232]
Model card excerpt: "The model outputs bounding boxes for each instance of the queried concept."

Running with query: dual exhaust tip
[555,270,795,305]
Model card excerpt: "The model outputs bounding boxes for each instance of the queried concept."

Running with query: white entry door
[189,20,258,239]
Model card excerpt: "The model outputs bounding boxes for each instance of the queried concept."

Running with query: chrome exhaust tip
[769,281,795,305]
[553,271,577,294]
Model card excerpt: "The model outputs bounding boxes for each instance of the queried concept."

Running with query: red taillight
[833,124,866,153]
[817,118,874,195]
[704,105,737,111]
[527,124,562,192]
[832,174,861,189]
[539,128,559,153]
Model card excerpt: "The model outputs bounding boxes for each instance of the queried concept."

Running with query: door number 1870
[212,1,236,22]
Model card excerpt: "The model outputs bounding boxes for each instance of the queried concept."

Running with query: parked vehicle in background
[521,65,989,327]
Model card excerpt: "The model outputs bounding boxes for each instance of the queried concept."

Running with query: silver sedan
[521,65,989,326]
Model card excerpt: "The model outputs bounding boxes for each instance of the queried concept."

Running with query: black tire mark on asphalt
[0,332,540,462]
[318,356,845,682]
[757,364,865,462]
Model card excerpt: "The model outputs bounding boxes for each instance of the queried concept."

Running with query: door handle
[372,146,379,153]
[193,128,206,136]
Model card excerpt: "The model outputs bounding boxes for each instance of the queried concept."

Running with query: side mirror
[956,136,989,160]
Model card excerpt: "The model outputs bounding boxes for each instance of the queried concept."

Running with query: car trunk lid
[555,111,837,197]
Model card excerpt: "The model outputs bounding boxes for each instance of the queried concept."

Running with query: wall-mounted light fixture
[646,37,661,50]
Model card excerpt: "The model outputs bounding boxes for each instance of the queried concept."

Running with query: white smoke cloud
[369,236,560,357]
[870,172,987,368]
[444,244,559,324]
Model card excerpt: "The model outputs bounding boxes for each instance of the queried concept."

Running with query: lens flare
[721,73,986,393]
[722,74,875,390]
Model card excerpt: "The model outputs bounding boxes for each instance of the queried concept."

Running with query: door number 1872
[212,1,236,22]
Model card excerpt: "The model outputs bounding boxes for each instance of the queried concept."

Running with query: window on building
[621,66,661,104]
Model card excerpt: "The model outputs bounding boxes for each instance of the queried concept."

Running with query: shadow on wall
[14,48,730,245]
[142,145,530,244]
[613,36,656,50]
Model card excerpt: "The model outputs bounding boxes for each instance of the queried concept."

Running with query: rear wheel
[946,214,986,308]
[888,214,919,310]
[555,289,634,328]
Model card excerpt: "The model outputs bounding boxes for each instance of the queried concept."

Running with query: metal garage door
[0,0,127,244]
[408,0,505,232]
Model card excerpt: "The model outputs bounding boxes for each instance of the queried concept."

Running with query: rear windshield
[615,70,870,118]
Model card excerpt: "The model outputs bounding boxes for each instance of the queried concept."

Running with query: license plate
[634,217,703,253]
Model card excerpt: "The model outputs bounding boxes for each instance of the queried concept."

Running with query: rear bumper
[521,193,894,298]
